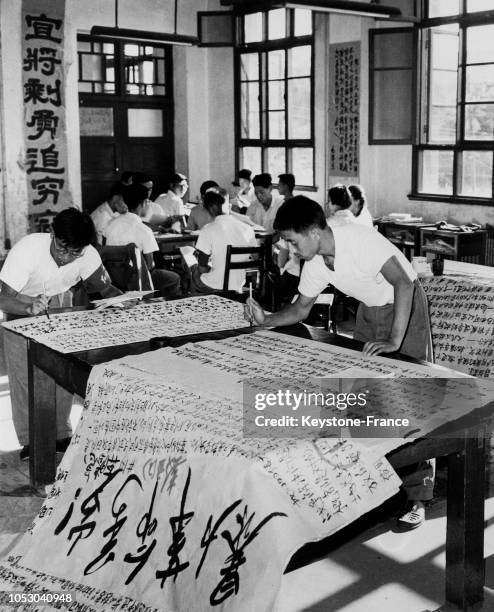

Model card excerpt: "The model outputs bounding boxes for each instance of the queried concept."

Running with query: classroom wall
[328,13,494,226]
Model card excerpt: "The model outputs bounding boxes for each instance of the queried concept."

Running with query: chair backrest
[223,244,264,292]
[99,243,153,292]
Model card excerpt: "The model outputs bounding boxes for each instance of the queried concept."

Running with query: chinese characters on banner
[329,42,360,177]
[22,0,71,215]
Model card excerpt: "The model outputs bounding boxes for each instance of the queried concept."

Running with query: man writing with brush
[244,195,434,530]
[0,208,122,461]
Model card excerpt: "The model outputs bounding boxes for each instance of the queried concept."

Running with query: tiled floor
[1,324,493,611]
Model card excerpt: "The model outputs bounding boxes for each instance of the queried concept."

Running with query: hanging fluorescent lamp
[220,0,402,19]
[91,0,199,46]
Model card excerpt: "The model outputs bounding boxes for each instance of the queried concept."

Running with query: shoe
[19,445,30,461]
[397,501,425,531]
[56,437,72,453]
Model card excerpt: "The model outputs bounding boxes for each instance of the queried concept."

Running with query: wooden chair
[221,245,273,307]
[99,243,153,292]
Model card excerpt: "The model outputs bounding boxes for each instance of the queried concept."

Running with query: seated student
[247,173,285,233]
[231,169,257,214]
[245,196,434,529]
[154,172,188,231]
[133,172,167,227]
[278,173,295,200]
[349,184,374,227]
[190,188,257,294]
[276,173,300,306]
[186,180,218,231]
[90,183,128,245]
[104,184,181,298]
[0,208,123,460]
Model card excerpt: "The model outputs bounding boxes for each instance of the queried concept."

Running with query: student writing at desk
[0,208,122,461]
[154,172,188,232]
[245,196,434,530]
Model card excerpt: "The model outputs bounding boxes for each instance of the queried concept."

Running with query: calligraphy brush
[42,281,51,322]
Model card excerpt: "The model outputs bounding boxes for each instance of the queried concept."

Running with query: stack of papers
[91,290,155,309]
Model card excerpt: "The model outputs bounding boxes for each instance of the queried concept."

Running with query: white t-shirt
[154,190,186,217]
[104,212,158,255]
[353,205,374,228]
[246,192,284,233]
[141,199,166,224]
[298,225,417,307]
[236,184,257,209]
[90,201,119,244]
[327,209,357,228]
[196,214,258,291]
[0,233,102,297]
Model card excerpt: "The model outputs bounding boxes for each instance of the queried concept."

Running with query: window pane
[466,65,494,102]
[294,9,312,37]
[103,43,114,54]
[244,13,263,43]
[268,9,286,40]
[288,46,311,78]
[428,0,460,18]
[240,53,259,81]
[79,107,114,136]
[467,25,494,64]
[288,78,311,139]
[292,148,313,185]
[467,0,491,13]
[429,106,457,143]
[464,104,494,140]
[128,108,163,137]
[268,50,285,80]
[241,147,262,175]
[269,111,285,139]
[431,27,459,71]
[81,54,102,81]
[78,81,92,92]
[419,150,453,195]
[268,81,285,110]
[373,70,413,140]
[459,151,493,198]
[241,82,260,139]
[78,41,91,52]
[267,147,286,177]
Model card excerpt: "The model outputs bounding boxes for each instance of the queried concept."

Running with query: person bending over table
[104,184,181,298]
[0,208,123,461]
[190,188,257,295]
[244,195,434,530]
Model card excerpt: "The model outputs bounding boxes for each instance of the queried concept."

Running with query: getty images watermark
[242,377,494,439]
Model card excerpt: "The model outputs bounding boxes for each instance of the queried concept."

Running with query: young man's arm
[362,255,415,357]
[83,265,122,298]
[0,282,49,316]
[245,293,317,327]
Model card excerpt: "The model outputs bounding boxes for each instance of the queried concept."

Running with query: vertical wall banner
[22,0,71,215]
[329,41,360,177]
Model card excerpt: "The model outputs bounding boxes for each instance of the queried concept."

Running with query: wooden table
[26,326,492,611]
[420,228,488,264]
[376,220,435,260]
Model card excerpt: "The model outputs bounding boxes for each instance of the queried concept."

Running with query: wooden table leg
[28,341,57,488]
[445,432,486,610]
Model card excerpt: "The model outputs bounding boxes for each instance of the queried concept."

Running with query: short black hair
[121,171,133,183]
[278,173,295,191]
[133,172,153,185]
[252,173,272,188]
[348,184,367,217]
[109,182,125,198]
[200,180,219,197]
[238,169,252,180]
[328,184,352,211]
[122,184,148,212]
[273,196,327,233]
[203,189,225,212]
[53,208,96,249]
[170,172,187,187]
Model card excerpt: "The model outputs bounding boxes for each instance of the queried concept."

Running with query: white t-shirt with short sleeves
[195,214,258,291]
[0,233,102,298]
[104,212,158,255]
[154,191,186,217]
[298,225,417,307]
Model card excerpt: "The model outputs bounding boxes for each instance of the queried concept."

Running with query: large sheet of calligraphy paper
[422,275,494,378]
[0,333,406,611]
[1,296,248,354]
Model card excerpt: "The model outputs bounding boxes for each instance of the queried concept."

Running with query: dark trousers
[151,269,181,299]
